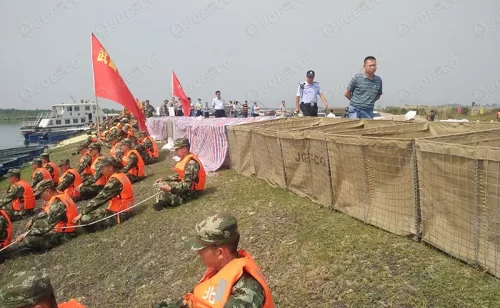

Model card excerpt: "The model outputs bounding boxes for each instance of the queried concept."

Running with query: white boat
[20,99,108,143]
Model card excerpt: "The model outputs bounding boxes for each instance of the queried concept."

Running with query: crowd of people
[0,115,274,307]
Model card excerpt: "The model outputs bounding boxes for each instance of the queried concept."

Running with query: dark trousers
[242,111,248,118]
[215,109,226,118]
[196,110,202,117]
[300,103,318,117]
[204,111,210,118]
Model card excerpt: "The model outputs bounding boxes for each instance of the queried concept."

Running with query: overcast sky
[1,0,499,109]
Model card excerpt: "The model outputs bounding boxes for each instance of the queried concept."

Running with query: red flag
[91,33,148,133]
[172,71,191,116]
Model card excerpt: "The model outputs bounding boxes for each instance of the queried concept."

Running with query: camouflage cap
[33,179,55,197]
[57,158,70,166]
[121,138,132,147]
[173,138,190,150]
[4,169,21,178]
[40,151,50,158]
[31,158,42,166]
[184,213,239,251]
[0,271,54,307]
[88,142,101,151]
[99,157,121,169]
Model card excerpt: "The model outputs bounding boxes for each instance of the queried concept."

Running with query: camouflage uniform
[55,160,76,193]
[0,214,8,246]
[153,139,201,210]
[0,172,34,221]
[143,101,155,118]
[121,140,144,184]
[0,270,86,307]
[76,151,93,182]
[138,133,158,165]
[160,101,170,116]
[154,214,266,308]
[22,180,77,251]
[78,143,105,201]
[30,159,48,188]
[80,159,132,231]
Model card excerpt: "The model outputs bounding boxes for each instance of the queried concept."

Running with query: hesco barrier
[227,118,500,278]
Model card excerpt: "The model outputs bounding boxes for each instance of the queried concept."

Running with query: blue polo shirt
[346,73,382,110]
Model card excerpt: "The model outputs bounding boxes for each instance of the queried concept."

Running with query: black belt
[301,102,317,106]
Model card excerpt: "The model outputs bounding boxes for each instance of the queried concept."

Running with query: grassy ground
[1,143,499,307]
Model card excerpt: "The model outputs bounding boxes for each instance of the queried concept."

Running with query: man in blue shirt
[295,70,328,117]
[344,56,383,119]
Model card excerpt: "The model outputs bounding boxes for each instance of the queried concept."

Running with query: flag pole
[91,32,101,140]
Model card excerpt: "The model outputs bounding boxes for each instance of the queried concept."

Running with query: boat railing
[21,112,51,128]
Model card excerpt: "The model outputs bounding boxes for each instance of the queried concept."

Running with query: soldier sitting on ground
[120,138,145,184]
[0,169,36,221]
[16,179,79,252]
[0,208,12,263]
[154,214,273,308]
[41,151,60,185]
[73,157,134,232]
[75,143,94,182]
[152,138,206,211]
[56,159,82,198]
[104,133,122,159]
[136,131,159,165]
[75,143,107,202]
[0,270,86,307]
[30,158,52,189]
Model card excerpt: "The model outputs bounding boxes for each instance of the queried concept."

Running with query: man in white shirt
[327,109,336,118]
[212,90,226,118]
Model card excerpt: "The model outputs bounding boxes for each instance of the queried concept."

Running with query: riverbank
[1,140,499,307]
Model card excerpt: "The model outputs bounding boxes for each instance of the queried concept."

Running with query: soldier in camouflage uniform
[73,157,134,232]
[0,270,86,307]
[152,138,205,210]
[16,180,78,251]
[154,214,272,308]
[77,143,106,201]
[136,131,157,165]
[76,143,93,182]
[31,158,51,188]
[41,152,59,185]
[160,99,170,116]
[0,169,35,221]
[143,100,155,118]
[120,138,145,183]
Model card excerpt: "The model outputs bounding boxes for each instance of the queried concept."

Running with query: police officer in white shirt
[295,70,328,117]
[212,90,226,118]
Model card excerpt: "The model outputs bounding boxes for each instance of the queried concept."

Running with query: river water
[0,122,26,149]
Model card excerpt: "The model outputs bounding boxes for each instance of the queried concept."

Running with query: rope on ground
[0,192,160,252]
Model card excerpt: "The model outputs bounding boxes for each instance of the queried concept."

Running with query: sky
[0,0,499,110]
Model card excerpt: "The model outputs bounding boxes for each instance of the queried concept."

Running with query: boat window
[56,120,61,125]
[65,119,70,124]
[49,120,53,125]
[81,118,86,122]
[74,106,80,111]
[73,119,78,123]
[67,106,72,111]
[93,106,96,110]
[85,106,90,111]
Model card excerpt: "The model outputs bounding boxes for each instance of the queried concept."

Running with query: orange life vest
[0,210,12,248]
[110,142,120,158]
[32,168,52,182]
[90,156,108,185]
[107,173,134,218]
[173,154,206,191]
[79,153,94,176]
[45,161,60,184]
[12,180,36,211]
[58,299,87,308]
[58,168,82,197]
[126,126,134,138]
[183,250,274,308]
[497,111,500,118]
[43,194,79,233]
[122,150,145,177]
[141,136,159,158]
